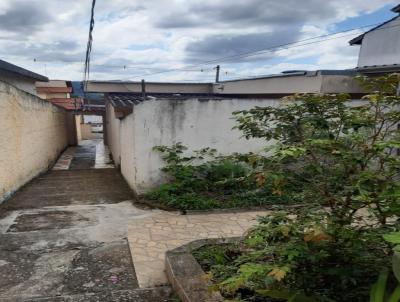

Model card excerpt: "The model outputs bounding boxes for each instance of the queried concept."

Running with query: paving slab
[128,210,269,288]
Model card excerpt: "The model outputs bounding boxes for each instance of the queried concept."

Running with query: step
[1,287,173,302]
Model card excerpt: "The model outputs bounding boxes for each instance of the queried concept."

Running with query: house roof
[349,14,400,45]
[219,69,357,83]
[0,59,48,81]
[70,81,105,103]
[36,87,72,93]
[48,98,83,111]
[355,63,400,73]
[392,4,400,13]
[106,93,228,119]
[106,93,224,108]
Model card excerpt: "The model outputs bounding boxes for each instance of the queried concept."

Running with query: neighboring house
[35,80,82,110]
[0,59,48,95]
[87,70,362,100]
[350,4,400,74]
[86,70,364,193]
[71,81,105,111]
[36,80,72,99]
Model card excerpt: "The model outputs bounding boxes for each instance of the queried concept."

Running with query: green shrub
[147,144,294,210]
[195,211,393,302]
[189,74,400,301]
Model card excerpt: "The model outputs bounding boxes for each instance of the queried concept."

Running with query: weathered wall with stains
[105,102,121,166]
[81,124,93,140]
[0,70,37,95]
[106,98,280,194]
[119,112,136,190]
[0,80,68,202]
[75,114,82,142]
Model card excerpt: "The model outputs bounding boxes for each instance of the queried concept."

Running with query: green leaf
[388,286,400,302]
[370,270,389,302]
[384,232,400,245]
[393,252,400,283]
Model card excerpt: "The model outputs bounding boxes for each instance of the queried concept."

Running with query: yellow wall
[75,114,82,142]
[81,124,93,140]
[0,80,68,202]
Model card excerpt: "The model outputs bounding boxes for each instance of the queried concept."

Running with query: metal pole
[215,65,220,83]
[141,79,146,99]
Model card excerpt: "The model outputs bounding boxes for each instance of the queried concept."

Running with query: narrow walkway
[53,139,114,171]
[0,139,268,301]
[0,141,171,302]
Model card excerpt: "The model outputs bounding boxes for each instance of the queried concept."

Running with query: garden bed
[157,75,400,301]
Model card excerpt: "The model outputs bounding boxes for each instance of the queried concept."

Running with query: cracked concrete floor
[0,167,171,301]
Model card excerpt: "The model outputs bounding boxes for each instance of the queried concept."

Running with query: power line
[130,22,397,79]
[83,0,96,92]
[28,20,400,81]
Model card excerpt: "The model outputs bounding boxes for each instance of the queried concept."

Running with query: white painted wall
[107,98,280,194]
[120,113,136,190]
[105,102,121,165]
[357,16,400,68]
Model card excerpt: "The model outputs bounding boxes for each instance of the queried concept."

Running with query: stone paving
[127,210,269,288]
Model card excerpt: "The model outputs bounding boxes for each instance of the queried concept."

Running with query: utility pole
[141,79,146,99]
[215,65,220,83]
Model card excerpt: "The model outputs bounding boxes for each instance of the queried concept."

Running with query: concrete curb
[165,237,239,302]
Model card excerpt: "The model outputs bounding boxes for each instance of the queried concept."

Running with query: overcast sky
[0,0,397,82]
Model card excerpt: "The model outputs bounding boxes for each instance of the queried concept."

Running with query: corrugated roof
[355,64,400,73]
[107,93,228,108]
[0,59,48,81]
[48,98,83,110]
[37,87,72,93]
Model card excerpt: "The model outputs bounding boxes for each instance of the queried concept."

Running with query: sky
[0,0,398,82]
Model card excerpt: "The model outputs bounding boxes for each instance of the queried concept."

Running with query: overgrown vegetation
[194,212,399,301]
[166,74,400,301]
[146,145,300,210]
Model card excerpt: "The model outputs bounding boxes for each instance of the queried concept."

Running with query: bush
[194,211,394,302]
[189,74,400,301]
[233,74,400,226]
[146,143,296,210]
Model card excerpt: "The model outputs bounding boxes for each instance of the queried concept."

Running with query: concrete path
[0,139,268,300]
[53,140,114,171]
[0,141,171,301]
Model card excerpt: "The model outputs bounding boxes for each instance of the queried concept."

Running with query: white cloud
[0,0,396,81]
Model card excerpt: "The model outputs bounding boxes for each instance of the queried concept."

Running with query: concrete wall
[106,98,280,194]
[75,115,82,142]
[88,72,363,96]
[105,102,121,166]
[357,16,400,68]
[86,81,212,94]
[214,74,323,94]
[66,112,78,146]
[81,124,93,140]
[0,80,68,202]
[0,70,37,95]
